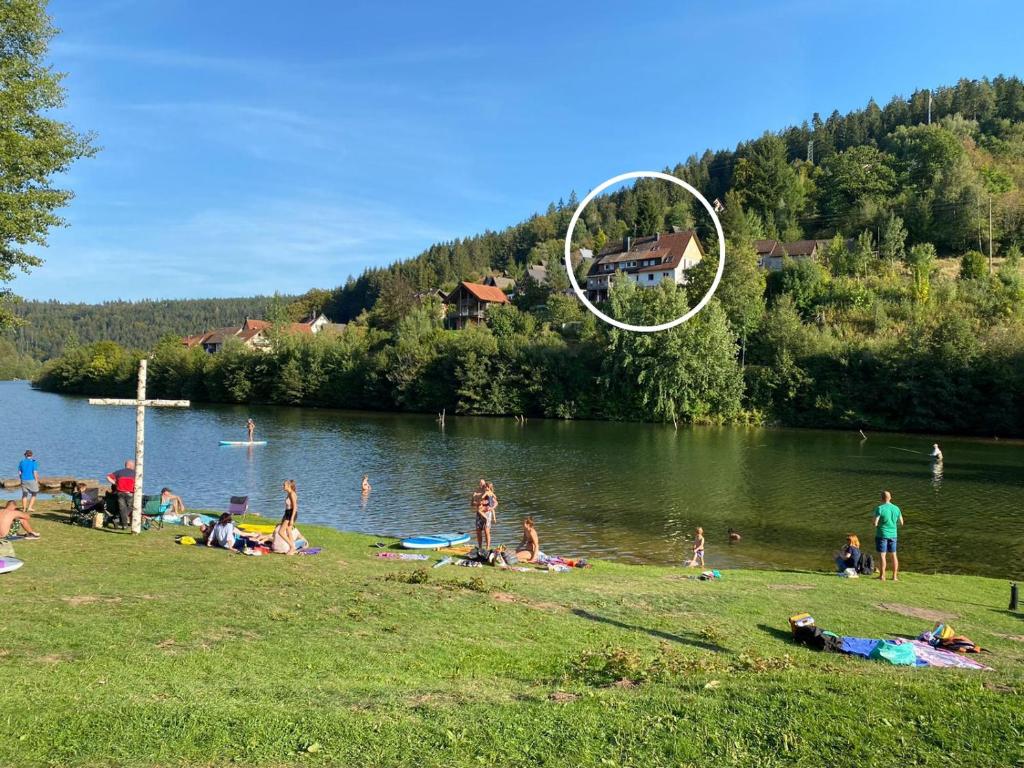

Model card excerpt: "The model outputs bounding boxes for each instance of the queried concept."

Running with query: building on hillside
[754,239,830,270]
[444,281,510,329]
[585,231,704,303]
[414,288,448,302]
[483,275,516,292]
[521,249,592,292]
[183,313,340,353]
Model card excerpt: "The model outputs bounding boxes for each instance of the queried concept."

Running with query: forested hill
[5,296,288,361]
[322,75,1024,321]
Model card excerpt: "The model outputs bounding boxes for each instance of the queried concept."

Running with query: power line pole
[989,195,994,274]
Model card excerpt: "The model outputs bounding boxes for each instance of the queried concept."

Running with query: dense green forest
[3,296,291,361]
[30,76,1024,436]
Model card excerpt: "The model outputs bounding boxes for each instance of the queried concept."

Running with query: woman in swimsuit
[515,517,541,563]
[280,479,298,555]
[159,487,186,516]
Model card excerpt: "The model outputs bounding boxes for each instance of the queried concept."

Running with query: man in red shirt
[106,460,136,529]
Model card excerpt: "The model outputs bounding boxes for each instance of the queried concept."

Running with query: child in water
[688,527,705,567]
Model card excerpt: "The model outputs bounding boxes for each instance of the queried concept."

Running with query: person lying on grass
[515,517,542,562]
[0,500,40,539]
[203,513,267,551]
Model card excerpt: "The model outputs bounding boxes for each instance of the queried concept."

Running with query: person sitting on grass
[834,534,862,573]
[159,488,186,517]
[0,500,40,539]
[271,522,306,554]
[515,517,542,563]
[206,513,241,550]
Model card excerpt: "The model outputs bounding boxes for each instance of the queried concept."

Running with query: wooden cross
[89,359,190,534]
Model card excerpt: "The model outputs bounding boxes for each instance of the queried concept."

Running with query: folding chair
[228,496,249,517]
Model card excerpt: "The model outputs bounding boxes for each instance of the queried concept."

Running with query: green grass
[2,501,1022,767]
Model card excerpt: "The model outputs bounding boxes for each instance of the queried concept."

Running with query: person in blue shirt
[834,534,862,573]
[18,449,40,515]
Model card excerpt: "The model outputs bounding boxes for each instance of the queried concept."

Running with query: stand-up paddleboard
[0,557,24,574]
[400,533,471,550]
[238,523,276,534]
[219,440,268,446]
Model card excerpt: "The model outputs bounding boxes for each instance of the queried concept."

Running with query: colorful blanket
[895,639,992,671]
[376,552,428,561]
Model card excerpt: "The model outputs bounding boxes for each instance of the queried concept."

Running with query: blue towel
[840,636,881,658]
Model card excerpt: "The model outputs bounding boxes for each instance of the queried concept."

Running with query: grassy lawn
[2,501,1022,767]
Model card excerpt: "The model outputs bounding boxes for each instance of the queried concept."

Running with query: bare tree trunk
[132,359,147,534]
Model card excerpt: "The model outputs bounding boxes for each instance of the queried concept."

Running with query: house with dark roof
[585,231,704,303]
[183,313,337,353]
[483,275,516,292]
[444,281,510,329]
[754,239,830,271]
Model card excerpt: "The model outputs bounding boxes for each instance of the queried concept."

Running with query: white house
[585,231,704,303]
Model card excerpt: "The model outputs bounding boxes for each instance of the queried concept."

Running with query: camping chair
[228,496,249,517]
[141,495,165,531]
[70,487,104,527]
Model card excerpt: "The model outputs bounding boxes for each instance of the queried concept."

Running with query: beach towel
[869,639,919,666]
[297,548,321,556]
[376,552,428,561]
[897,639,992,671]
[840,637,880,659]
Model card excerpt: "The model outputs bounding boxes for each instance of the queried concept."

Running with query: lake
[1,381,1022,577]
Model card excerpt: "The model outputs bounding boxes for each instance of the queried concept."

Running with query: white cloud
[14,197,452,301]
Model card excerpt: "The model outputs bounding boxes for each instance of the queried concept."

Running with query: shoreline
[11,380,1024,443]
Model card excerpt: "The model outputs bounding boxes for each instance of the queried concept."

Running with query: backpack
[857,554,875,576]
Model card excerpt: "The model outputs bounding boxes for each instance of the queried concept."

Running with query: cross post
[89,359,190,533]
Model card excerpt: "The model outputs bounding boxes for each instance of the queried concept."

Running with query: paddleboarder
[247,418,256,443]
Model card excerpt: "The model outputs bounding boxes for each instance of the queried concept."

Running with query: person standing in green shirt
[873,490,904,582]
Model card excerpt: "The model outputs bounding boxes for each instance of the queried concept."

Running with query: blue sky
[15,0,1024,301]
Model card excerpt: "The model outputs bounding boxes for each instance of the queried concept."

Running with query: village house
[444,281,510,329]
[754,239,830,270]
[183,312,340,353]
[482,275,516,292]
[585,231,704,303]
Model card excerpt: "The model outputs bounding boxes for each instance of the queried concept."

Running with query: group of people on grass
[470,478,542,563]
[7,435,912,579]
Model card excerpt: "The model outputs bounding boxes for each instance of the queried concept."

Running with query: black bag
[793,625,825,649]
[857,554,875,576]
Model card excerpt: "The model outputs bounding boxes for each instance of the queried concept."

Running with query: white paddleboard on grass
[0,557,24,574]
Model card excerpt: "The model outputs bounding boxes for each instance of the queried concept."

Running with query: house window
[663,272,670,277]
[647,274,654,281]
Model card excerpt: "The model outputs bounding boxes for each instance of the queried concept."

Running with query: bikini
[282,495,296,524]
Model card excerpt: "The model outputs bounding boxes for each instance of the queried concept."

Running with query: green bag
[869,640,917,666]
[0,540,15,557]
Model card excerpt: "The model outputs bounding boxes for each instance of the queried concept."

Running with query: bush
[960,250,988,281]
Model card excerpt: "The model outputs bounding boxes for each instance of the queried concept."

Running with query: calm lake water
[1,381,1022,577]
